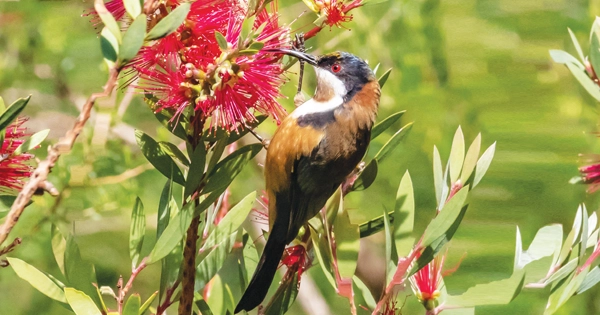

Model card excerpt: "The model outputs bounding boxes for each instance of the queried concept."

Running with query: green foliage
[146,3,192,40]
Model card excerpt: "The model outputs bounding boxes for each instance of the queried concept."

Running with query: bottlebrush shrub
[9,2,600,315]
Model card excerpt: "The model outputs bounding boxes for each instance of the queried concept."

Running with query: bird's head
[275,50,377,102]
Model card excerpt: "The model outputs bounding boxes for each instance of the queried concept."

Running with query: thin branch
[89,163,153,186]
[0,67,119,249]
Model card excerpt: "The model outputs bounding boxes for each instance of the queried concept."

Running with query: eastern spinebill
[235,49,381,313]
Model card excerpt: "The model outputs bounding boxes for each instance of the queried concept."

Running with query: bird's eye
[331,64,342,73]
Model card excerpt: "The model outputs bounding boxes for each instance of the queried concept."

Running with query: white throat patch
[290,68,346,118]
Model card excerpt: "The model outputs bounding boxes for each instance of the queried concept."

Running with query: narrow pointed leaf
[51,225,66,275]
[566,62,600,101]
[394,171,415,256]
[549,50,584,69]
[159,142,190,167]
[461,133,481,183]
[371,111,405,140]
[569,28,585,62]
[545,258,578,286]
[8,257,67,303]
[100,27,119,63]
[449,126,465,183]
[421,186,469,248]
[64,288,102,315]
[383,209,396,284]
[378,68,392,88]
[350,159,377,191]
[13,129,49,155]
[139,291,158,315]
[473,142,496,188]
[445,271,525,307]
[148,203,194,264]
[577,266,600,294]
[123,0,142,18]
[135,130,185,185]
[334,202,360,279]
[146,3,191,40]
[433,145,443,206]
[65,236,102,308]
[94,0,121,43]
[215,31,228,50]
[119,14,147,64]
[263,272,300,315]
[129,197,145,268]
[0,95,30,131]
[373,123,413,163]
[202,191,256,249]
[184,144,207,199]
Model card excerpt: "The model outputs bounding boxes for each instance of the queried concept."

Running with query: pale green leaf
[8,257,67,303]
[449,126,465,184]
[334,196,360,279]
[94,0,121,43]
[215,31,228,50]
[515,224,563,270]
[549,50,584,69]
[51,225,66,275]
[123,0,142,18]
[394,171,415,256]
[123,294,141,315]
[569,28,585,62]
[129,197,145,268]
[139,291,158,315]
[566,62,600,101]
[146,3,191,40]
[202,191,256,249]
[446,271,524,307]
[119,14,147,64]
[433,145,443,206]
[13,129,49,155]
[64,287,102,315]
[421,186,469,248]
[0,95,30,131]
[148,203,194,264]
[461,133,481,183]
[370,111,405,140]
[378,68,392,88]
[473,142,496,188]
[100,27,119,63]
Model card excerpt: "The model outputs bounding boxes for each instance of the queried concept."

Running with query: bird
[235,49,381,313]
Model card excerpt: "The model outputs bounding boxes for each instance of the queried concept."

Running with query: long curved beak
[266,49,318,66]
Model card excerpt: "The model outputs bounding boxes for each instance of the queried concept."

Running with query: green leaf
[309,226,337,288]
[383,208,396,284]
[370,111,405,140]
[373,123,413,163]
[449,126,465,184]
[123,0,142,18]
[195,295,214,315]
[157,182,182,302]
[549,50,584,69]
[514,224,563,270]
[119,14,147,65]
[94,0,122,43]
[129,197,145,269]
[157,180,173,239]
[353,276,376,310]
[202,115,267,143]
[421,186,469,248]
[445,270,525,307]
[197,232,236,287]
[203,143,263,194]
[248,41,265,51]
[215,31,228,50]
[13,129,49,155]
[202,191,255,249]
[545,258,578,286]
[590,18,600,77]
[64,236,102,309]
[0,95,30,131]
[184,144,207,198]
[64,288,102,315]
[357,211,394,238]
[394,171,415,256]
[123,294,141,315]
[577,266,600,294]
[460,133,481,183]
[473,142,496,188]
[135,130,185,185]
[148,203,194,264]
[545,269,588,314]
[146,3,191,40]
[154,110,187,140]
[51,225,66,275]
[7,257,67,303]
[566,62,600,101]
[569,28,585,62]
[377,68,392,88]
[158,141,190,167]
[334,198,360,279]
[350,159,378,191]
[139,291,158,315]
[433,145,443,206]
[100,27,119,63]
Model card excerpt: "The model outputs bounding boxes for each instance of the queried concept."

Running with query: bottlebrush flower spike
[578,163,600,193]
[281,244,311,279]
[410,252,445,310]
[0,118,33,193]
[130,0,290,131]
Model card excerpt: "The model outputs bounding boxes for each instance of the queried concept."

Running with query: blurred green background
[1,0,600,314]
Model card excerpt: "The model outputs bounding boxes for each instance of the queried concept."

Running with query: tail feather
[235,216,288,313]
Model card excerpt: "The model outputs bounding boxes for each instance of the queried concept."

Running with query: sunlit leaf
[445,270,525,307]
[569,28,585,62]
[64,288,102,315]
[566,62,600,101]
[350,159,377,192]
[433,145,443,206]
[139,291,158,315]
[352,276,376,310]
[135,130,185,186]
[590,18,600,78]
[51,225,66,276]
[7,257,67,303]
[129,197,145,269]
[378,68,392,88]
[545,269,588,314]
[544,258,577,286]
[394,171,415,256]
[119,14,147,65]
[146,3,191,40]
[577,266,600,294]
[13,129,49,155]
[334,200,360,279]
[461,133,481,184]
[158,142,190,167]
[473,142,496,188]
[549,50,584,69]
[100,27,119,63]
[148,203,194,264]
[154,110,187,140]
[421,186,469,248]
[65,236,102,308]
[0,95,30,131]
[197,233,236,287]
[371,111,405,140]
[123,0,141,18]
[94,0,121,43]
[203,192,255,250]
[383,209,396,284]
[310,226,337,288]
[514,224,562,270]
[123,294,140,315]
[215,31,228,50]
[449,126,465,184]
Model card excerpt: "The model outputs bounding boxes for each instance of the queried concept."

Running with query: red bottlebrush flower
[131,0,290,131]
[0,118,33,193]
[410,253,445,310]
[579,163,600,193]
[321,0,353,28]
[280,244,311,278]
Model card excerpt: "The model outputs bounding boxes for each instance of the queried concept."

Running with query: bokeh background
[1,0,600,314]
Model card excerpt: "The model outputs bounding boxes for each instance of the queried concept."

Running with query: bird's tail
[234,215,288,313]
